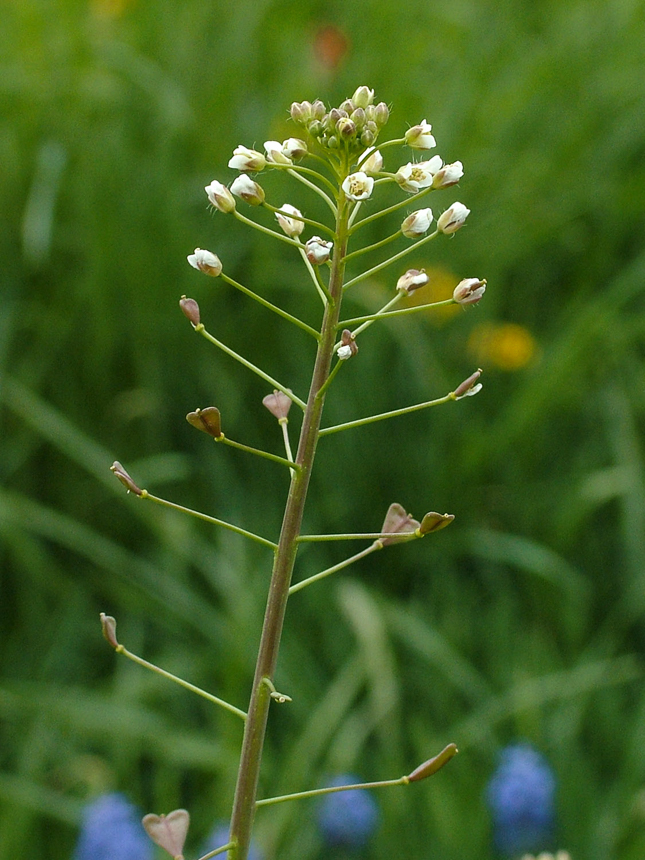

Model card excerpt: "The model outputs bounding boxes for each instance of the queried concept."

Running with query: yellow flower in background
[468,321,537,371]
[401,266,462,324]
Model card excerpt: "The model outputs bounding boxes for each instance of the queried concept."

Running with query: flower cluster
[290,86,390,152]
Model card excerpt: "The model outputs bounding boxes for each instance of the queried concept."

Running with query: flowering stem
[256,774,409,808]
[138,491,278,550]
[215,434,300,471]
[288,543,381,595]
[298,247,332,305]
[195,324,307,410]
[319,390,455,437]
[339,297,455,328]
[233,209,303,248]
[115,645,247,720]
[343,229,403,263]
[343,229,440,291]
[221,273,320,340]
[286,167,337,216]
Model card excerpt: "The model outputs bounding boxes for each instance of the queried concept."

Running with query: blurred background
[2,0,645,858]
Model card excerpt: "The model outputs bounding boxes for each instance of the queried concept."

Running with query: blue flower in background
[74,793,153,860]
[202,823,263,860]
[486,743,556,857]
[317,775,379,849]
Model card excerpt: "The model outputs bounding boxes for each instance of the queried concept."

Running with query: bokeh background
[2,0,645,858]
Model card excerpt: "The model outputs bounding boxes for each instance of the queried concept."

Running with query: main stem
[228,192,349,860]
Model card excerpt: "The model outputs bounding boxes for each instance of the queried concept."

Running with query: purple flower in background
[74,793,153,860]
[486,743,556,857]
[202,823,263,860]
[317,775,379,848]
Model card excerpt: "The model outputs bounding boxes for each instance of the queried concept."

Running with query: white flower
[396,269,429,295]
[337,345,353,360]
[264,140,292,165]
[433,161,464,189]
[453,277,486,305]
[359,147,383,174]
[401,208,433,238]
[305,236,333,265]
[187,248,222,277]
[228,145,266,172]
[204,180,236,213]
[282,137,308,159]
[230,174,265,205]
[275,204,305,238]
[341,171,374,201]
[405,119,436,150]
[437,202,470,234]
[453,368,482,400]
[395,156,443,193]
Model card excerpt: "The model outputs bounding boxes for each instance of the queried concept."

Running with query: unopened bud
[337,117,356,139]
[453,368,483,400]
[401,208,434,238]
[290,101,312,125]
[262,390,293,420]
[432,161,464,189]
[142,809,190,859]
[187,248,222,277]
[407,744,458,782]
[360,128,376,147]
[100,613,119,649]
[312,99,326,120]
[282,138,308,159]
[264,140,292,165]
[453,278,486,305]
[405,119,436,150]
[352,86,375,109]
[378,502,420,546]
[396,268,429,295]
[275,204,305,238]
[305,236,333,265]
[110,461,143,495]
[179,295,201,326]
[228,145,266,173]
[186,407,222,438]
[350,107,366,129]
[418,512,455,535]
[339,99,355,114]
[230,175,265,205]
[204,180,236,213]
[437,202,470,234]
[336,329,358,361]
[374,102,390,126]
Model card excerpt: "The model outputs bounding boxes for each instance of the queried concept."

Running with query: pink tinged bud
[401,208,434,238]
[179,295,200,326]
[227,145,266,172]
[282,137,308,159]
[395,156,443,193]
[405,119,436,150]
[290,100,312,124]
[437,202,470,234]
[204,180,236,213]
[407,743,458,782]
[142,809,190,859]
[264,140,292,165]
[262,389,293,420]
[187,248,222,277]
[359,147,383,174]
[100,613,119,649]
[110,461,143,495]
[185,406,222,438]
[418,511,455,535]
[336,329,358,361]
[453,277,486,305]
[396,268,429,295]
[230,175,265,205]
[305,236,333,265]
[275,204,305,238]
[454,368,483,400]
[341,171,374,201]
[352,86,375,109]
[432,160,464,189]
[378,502,421,546]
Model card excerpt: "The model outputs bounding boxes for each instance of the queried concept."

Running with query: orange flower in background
[468,321,537,371]
[313,25,349,72]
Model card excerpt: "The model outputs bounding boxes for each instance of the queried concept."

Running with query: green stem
[339,297,455,329]
[297,532,417,542]
[319,391,454,437]
[221,273,320,340]
[343,230,440,291]
[139,491,277,550]
[343,229,403,263]
[195,325,307,410]
[263,202,335,240]
[198,843,235,860]
[233,210,302,248]
[256,775,409,808]
[216,434,300,471]
[288,543,381,595]
[342,293,404,342]
[314,356,345,400]
[279,162,339,197]
[286,167,337,216]
[298,247,331,305]
[349,184,434,235]
[116,645,247,720]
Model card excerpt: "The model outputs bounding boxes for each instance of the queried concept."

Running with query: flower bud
[262,390,293,420]
[308,120,323,138]
[350,107,366,128]
[179,295,200,326]
[305,236,333,265]
[339,98,355,114]
[186,406,222,438]
[378,502,421,546]
[437,201,470,234]
[396,268,428,295]
[360,128,376,147]
[282,137,308,159]
[275,204,305,238]
[352,86,375,109]
[110,461,143,495]
[359,147,383,175]
[100,613,119,649]
[432,160,464,189]
[204,180,236,213]
[230,175,265,205]
[418,511,455,534]
[187,248,222,277]
[329,108,343,125]
[341,171,374,201]
[290,100,312,124]
[336,117,357,139]
[142,810,190,859]
[453,368,483,399]
[395,156,442,193]
[336,329,358,360]
[401,208,433,238]
[374,101,390,126]
[407,744,458,782]
[228,145,266,172]
[405,119,436,150]
[264,140,292,165]
[453,277,486,305]
[312,99,326,120]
